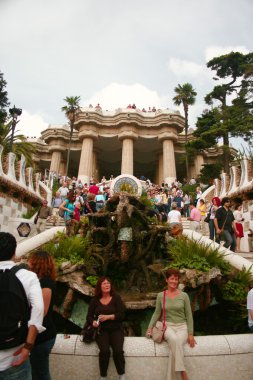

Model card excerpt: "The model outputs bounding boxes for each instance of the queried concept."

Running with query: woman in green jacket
[146,269,196,380]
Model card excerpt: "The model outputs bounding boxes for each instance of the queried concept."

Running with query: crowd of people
[0,211,251,380]
[37,174,246,253]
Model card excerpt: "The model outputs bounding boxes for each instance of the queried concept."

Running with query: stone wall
[50,335,253,380]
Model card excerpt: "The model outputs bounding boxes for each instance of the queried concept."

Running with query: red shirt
[89,185,99,195]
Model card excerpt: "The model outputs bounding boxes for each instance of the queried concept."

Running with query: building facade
[33,107,222,185]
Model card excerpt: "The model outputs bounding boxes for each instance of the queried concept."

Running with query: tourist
[247,287,253,332]
[183,191,191,217]
[36,200,52,234]
[77,179,83,189]
[188,202,201,232]
[167,202,182,226]
[86,277,125,380]
[74,202,81,222]
[60,191,75,224]
[58,181,69,201]
[233,204,244,252]
[146,268,195,380]
[95,191,106,212]
[99,181,106,193]
[29,250,57,380]
[0,232,44,380]
[214,197,238,252]
[89,181,99,195]
[75,189,84,209]
[197,199,208,235]
[194,187,202,206]
[208,197,221,240]
[83,193,97,214]
[51,191,62,226]
[173,191,184,214]
[189,178,196,185]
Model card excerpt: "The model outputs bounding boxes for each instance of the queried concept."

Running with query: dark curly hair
[29,250,57,280]
[165,268,180,279]
[94,276,115,298]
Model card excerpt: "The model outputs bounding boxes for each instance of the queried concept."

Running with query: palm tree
[173,83,197,180]
[0,120,36,166]
[61,96,81,177]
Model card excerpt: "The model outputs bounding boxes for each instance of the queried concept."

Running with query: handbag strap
[221,210,229,230]
[162,290,166,328]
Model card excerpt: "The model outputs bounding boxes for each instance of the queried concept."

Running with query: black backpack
[0,265,30,350]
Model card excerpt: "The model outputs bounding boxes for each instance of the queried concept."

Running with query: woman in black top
[86,277,125,380]
[28,250,57,380]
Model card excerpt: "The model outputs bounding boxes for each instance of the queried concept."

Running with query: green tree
[198,163,223,185]
[192,52,253,173]
[0,71,10,123]
[61,96,81,177]
[0,120,36,166]
[173,83,197,180]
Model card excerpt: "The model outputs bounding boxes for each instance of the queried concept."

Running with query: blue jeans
[217,230,236,252]
[209,219,215,240]
[0,360,32,380]
[249,325,253,333]
[30,337,56,380]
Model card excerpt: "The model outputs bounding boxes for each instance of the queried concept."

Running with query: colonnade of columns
[49,130,180,185]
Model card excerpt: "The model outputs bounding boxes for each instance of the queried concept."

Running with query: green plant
[22,206,39,219]
[166,236,231,274]
[222,267,252,303]
[86,275,98,286]
[41,233,96,266]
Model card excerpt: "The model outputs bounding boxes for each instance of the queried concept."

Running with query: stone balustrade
[0,145,52,238]
[50,335,253,380]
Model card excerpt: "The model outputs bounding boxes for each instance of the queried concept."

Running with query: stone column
[92,151,99,182]
[158,132,177,186]
[50,151,62,173]
[78,137,94,185]
[158,153,163,185]
[194,154,204,177]
[59,160,66,177]
[118,131,138,176]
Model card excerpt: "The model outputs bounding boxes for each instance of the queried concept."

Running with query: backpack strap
[10,263,29,275]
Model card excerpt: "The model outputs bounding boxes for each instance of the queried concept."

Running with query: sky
[0,0,252,150]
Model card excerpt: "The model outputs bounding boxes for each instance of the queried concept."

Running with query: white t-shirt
[58,186,69,197]
[167,210,181,224]
[0,261,44,371]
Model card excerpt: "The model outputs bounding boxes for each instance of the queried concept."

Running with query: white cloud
[17,110,48,138]
[85,83,163,110]
[168,58,205,78]
[205,45,249,62]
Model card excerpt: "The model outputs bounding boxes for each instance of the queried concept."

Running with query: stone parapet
[50,335,253,380]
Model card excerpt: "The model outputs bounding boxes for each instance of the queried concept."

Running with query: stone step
[238,252,253,263]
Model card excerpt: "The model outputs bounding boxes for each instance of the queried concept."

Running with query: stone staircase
[238,252,253,263]
[181,217,209,237]
[46,217,65,230]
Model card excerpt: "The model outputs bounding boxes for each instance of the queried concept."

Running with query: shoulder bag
[81,321,99,344]
[152,290,167,343]
[204,212,211,223]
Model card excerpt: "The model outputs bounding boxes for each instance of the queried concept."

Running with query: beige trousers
[164,322,188,380]
[36,218,47,233]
